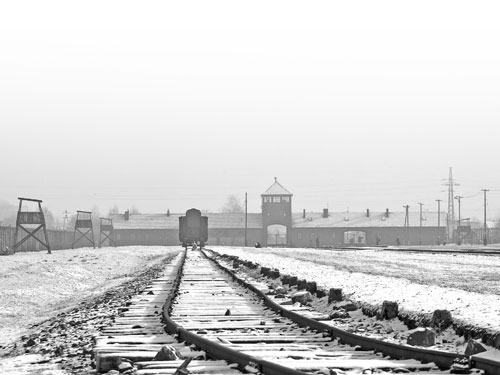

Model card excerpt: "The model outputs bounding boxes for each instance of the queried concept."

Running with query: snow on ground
[0,354,69,374]
[0,246,180,347]
[211,246,500,334]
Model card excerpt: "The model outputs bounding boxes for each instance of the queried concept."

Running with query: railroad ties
[169,250,451,375]
[94,251,243,374]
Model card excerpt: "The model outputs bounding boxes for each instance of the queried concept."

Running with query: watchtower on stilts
[98,218,116,248]
[72,211,95,249]
[13,197,51,253]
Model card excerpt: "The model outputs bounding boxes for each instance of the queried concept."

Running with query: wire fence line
[0,226,83,252]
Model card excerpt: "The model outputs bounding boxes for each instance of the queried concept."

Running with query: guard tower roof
[261,178,293,196]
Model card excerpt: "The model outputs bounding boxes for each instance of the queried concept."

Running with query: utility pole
[63,210,69,231]
[403,205,410,246]
[455,196,462,245]
[418,203,424,245]
[443,168,459,241]
[482,189,489,245]
[244,192,248,247]
[436,199,442,245]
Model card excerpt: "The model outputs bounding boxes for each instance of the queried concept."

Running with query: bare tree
[0,200,17,226]
[220,195,244,213]
[91,205,101,230]
[42,207,56,229]
[108,204,120,216]
[66,213,77,231]
[130,206,141,214]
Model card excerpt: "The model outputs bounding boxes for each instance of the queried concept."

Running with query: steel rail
[205,249,465,369]
[162,249,307,375]
[161,248,467,375]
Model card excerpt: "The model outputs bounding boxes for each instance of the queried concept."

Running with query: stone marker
[328,288,343,303]
[270,269,280,278]
[430,309,453,330]
[316,289,326,298]
[306,281,317,294]
[407,328,436,347]
[379,301,398,320]
[297,279,308,290]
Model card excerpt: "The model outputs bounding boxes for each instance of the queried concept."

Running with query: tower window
[264,197,272,203]
[272,196,281,203]
[282,196,290,203]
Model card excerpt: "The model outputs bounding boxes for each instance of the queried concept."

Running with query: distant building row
[110,179,446,247]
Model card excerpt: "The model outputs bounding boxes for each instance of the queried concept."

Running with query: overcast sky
[1,1,499,222]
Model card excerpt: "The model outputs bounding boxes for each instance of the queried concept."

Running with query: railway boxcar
[179,208,208,248]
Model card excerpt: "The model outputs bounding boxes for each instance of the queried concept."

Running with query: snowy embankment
[0,246,180,347]
[211,246,500,335]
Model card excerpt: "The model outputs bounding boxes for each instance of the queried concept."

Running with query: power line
[482,189,489,245]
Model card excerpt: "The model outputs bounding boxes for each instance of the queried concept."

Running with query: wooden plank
[273,358,436,370]
[97,335,177,345]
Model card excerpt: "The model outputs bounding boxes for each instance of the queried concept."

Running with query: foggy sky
[1,1,500,222]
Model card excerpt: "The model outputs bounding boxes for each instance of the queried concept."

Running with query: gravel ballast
[211,246,500,344]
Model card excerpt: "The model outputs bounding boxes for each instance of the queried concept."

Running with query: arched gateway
[267,224,287,246]
[261,178,292,247]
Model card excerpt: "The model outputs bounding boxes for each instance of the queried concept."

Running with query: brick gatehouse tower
[261,178,293,246]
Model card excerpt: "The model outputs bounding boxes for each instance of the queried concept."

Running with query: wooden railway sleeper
[200,249,468,370]
[162,249,470,375]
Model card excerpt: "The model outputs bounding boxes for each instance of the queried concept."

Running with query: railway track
[164,249,467,375]
[94,248,494,374]
[94,251,243,374]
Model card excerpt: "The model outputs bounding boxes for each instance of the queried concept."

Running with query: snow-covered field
[211,246,500,334]
[0,246,180,347]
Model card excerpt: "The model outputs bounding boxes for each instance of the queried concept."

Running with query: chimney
[366,209,370,217]
[323,208,329,218]
[385,208,389,218]
[303,209,306,219]
[124,209,130,221]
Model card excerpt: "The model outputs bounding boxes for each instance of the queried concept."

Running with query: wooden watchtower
[72,211,95,249]
[98,218,116,248]
[13,197,51,253]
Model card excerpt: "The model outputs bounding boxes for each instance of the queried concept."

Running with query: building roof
[110,213,180,230]
[262,178,293,196]
[111,210,446,230]
[292,211,447,228]
[110,213,263,230]
[208,213,263,229]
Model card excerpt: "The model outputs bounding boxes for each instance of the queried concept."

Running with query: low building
[110,179,446,247]
[110,211,263,247]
